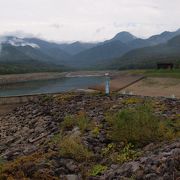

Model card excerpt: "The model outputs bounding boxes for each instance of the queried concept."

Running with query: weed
[58,134,93,162]
[0,157,5,174]
[89,164,107,176]
[55,93,75,103]
[106,104,176,145]
[101,143,115,156]
[76,111,90,133]
[61,115,75,131]
[91,126,100,137]
[41,95,54,103]
[61,112,90,133]
[115,143,141,164]
[122,97,143,105]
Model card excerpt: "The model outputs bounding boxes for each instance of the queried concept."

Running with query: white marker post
[105,73,110,95]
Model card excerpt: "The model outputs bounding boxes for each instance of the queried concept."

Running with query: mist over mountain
[0,28,180,73]
[0,38,68,74]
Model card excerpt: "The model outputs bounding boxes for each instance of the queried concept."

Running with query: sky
[0,0,180,42]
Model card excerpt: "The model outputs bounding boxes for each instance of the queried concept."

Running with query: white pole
[105,73,110,95]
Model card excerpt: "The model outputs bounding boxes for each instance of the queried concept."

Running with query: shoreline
[0,71,119,86]
[0,72,67,85]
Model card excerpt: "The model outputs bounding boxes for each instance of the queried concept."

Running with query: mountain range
[0,28,180,73]
[111,35,180,70]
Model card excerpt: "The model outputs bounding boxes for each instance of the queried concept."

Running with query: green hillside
[110,35,180,70]
[0,44,66,74]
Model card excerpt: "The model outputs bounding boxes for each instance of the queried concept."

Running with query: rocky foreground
[0,93,179,180]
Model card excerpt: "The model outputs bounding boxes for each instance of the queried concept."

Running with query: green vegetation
[128,69,180,79]
[0,152,47,179]
[89,164,107,176]
[61,115,75,131]
[0,157,5,174]
[101,143,141,165]
[91,126,100,137]
[114,143,141,164]
[106,104,178,145]
[111,35,180,70]
[41,95,54,103]
[101,143,115,156]
[0,62,64,75]
[144,69,180,79]
[76,112,90,133]
[122,97,143,105]
[55,93,76,103]
[58,134,93,162]
[61,112,90,133]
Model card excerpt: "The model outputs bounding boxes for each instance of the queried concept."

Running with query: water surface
[0,76,104,97]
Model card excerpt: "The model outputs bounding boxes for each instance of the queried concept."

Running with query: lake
[0,76,105,97]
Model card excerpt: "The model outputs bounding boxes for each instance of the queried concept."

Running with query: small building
[157,63,174,70]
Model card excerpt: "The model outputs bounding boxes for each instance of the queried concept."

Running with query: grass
[58,134,93,162]
[61,115,75,131]
[89,164,107,176]
[129,69,180,79]
[106,104,178,146]
[122,97,143,105]
[114,143,141,164]
[145,69,180,79]
[61,112,90,133]
[0,152,46,179]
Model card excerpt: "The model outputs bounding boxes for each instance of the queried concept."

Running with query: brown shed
[157,63,174,70]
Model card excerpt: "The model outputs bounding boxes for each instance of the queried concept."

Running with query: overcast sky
[0,0,180,42]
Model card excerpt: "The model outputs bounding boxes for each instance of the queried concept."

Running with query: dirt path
[121,77,180,98]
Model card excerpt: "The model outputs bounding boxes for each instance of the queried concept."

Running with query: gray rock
[65,174,79,180]
[144,173,158,180]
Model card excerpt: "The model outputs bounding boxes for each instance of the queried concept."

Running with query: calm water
[0,76,104,97]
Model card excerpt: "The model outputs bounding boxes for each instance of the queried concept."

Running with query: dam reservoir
[0,76,104,97]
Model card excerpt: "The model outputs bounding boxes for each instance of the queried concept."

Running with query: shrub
[101,143,115,156]
[41,95,54,103]
[61,112,90,133]
[61,115,75,131]
[158,120,179,139]
[115,143,141,164]
[58,134,93,162]
[106,104,175,145]
[122,97,143,105]
[0,153,44,179]
[55,93,75,103]
[76,112,90,133]
[91,126,100,137]
[89,164,107,176]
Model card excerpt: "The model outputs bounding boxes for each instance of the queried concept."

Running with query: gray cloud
[1,30,42,39]
[50,23,64,29]
[95,27,105,33]
[0,0,179,41]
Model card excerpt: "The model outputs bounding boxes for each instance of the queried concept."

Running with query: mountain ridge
[0,28,180,73]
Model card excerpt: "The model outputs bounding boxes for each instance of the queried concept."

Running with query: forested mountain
[58,41,97,55]
[0,43,66,74]
[0,28,180,73]
[110,35,180,69]
[68,41,132,69]
[67,29,180,69]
